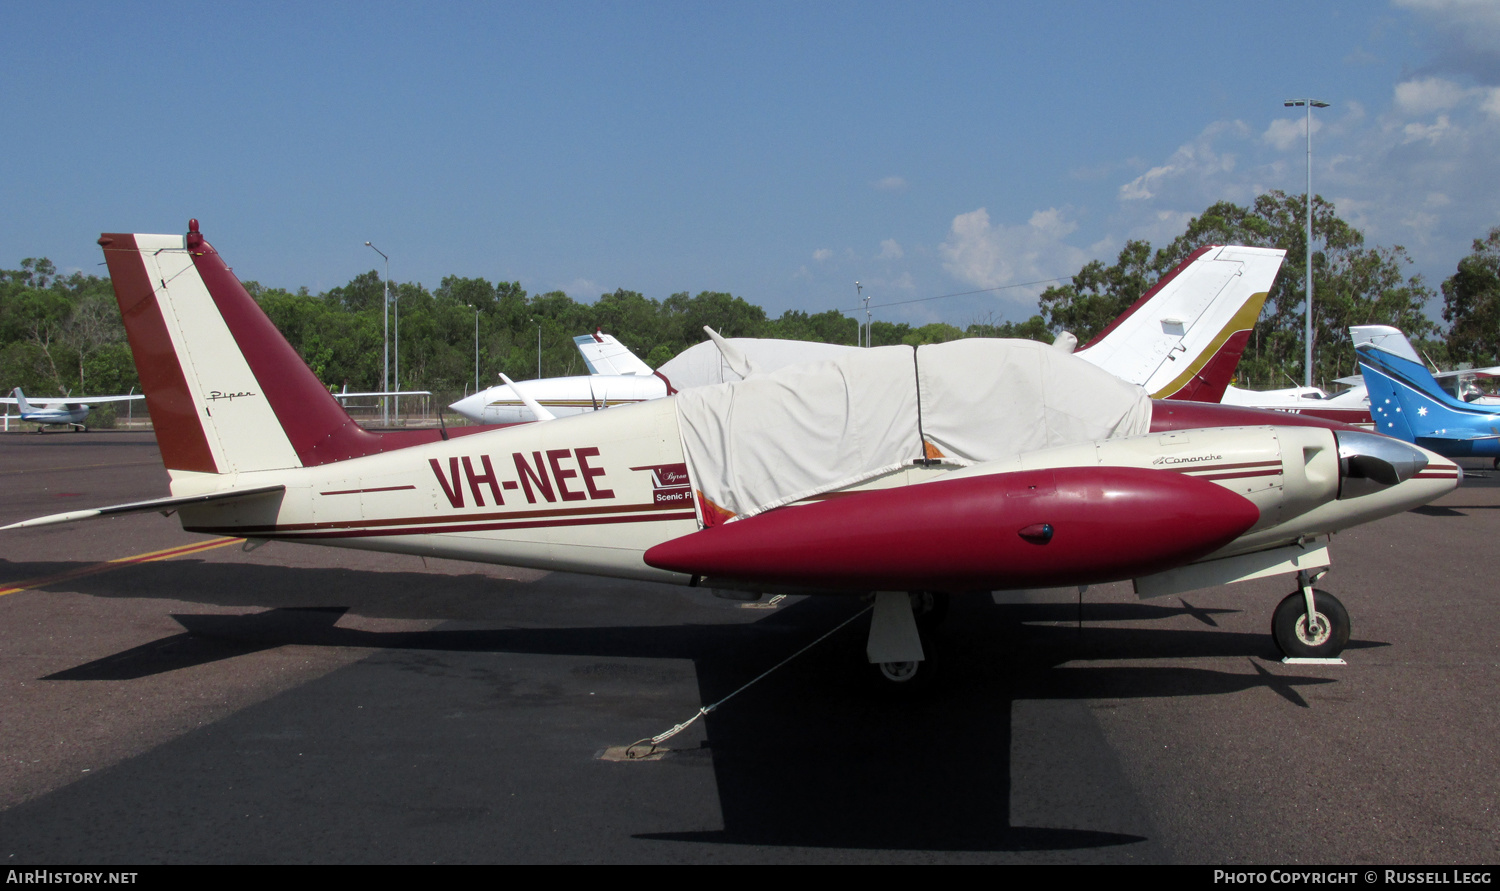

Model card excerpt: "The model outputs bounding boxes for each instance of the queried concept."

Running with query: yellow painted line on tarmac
[0,537,243,597]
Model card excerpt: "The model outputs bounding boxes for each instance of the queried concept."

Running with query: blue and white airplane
[2,387,144,433]
[1357,341,1500,467]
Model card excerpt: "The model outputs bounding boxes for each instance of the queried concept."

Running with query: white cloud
[1088,66,1500,289]
[938,207,1088,297]
[873,176,908,192]
[877,238,904,260]
[812,248,832,262]
[1262,116,1323,151]
[1401,113,1453,144]
[1394,76,1469,114]
[1395,0,1500,83]
[1027,208,1077,239]
[1118,121,1248,202]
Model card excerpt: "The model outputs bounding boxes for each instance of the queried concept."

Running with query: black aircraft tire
[1272,589,1350,659]
[912,591,951,630]
[866,632,938,695]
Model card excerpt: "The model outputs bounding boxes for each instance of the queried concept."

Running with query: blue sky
[4,1,1498,329]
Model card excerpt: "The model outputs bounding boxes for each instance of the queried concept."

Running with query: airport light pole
[365,241,390,425]
[1284,98,1329,388]
[532,318,542,379]
[468,305,479,392]
[855,281,864,347]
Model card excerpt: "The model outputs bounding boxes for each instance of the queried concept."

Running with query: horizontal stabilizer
[1,484,286,530]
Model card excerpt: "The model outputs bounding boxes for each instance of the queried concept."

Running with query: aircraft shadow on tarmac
[28,558,1351,853]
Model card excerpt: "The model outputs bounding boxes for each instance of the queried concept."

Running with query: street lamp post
[364,241,390,425]
[1284,98,1329,388]
[855,281,864,347]
[468,305,479,392]
[532,319,542,379]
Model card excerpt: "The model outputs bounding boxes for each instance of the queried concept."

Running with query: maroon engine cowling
[644,465,1261,592]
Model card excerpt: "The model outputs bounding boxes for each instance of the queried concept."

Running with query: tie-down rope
[624,602,875,759]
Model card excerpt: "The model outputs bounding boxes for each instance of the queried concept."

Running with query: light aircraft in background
[1357,335,1500,468]
[1220,382,1372,426]
[450,245,1285,423]
[3,387,144,433]
[331,383,433,403]
[1220,325,1500,426]
[3,221,1459,689]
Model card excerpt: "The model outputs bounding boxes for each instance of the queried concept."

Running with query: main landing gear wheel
[867,631,937,694]
[1272,589,1350,659]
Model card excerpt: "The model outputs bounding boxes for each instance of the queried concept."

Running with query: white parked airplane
[3,387,144,433]
[450,245,1286,423]
[4,222,1458,686]
[1219,325,1500,426]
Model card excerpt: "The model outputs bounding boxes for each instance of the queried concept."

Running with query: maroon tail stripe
[99,234,218,473]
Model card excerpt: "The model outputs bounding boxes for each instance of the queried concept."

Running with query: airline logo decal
[631,462,692,506]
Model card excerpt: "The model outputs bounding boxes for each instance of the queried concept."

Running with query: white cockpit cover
[656,338,857,390]
[675,338,1153,520]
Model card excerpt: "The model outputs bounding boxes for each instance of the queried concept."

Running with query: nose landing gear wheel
[1272,589,1350,659]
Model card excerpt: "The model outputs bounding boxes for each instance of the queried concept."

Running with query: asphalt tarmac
[0,431,1495,864]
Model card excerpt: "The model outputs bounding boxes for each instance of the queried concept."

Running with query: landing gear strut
[865,591,947,692]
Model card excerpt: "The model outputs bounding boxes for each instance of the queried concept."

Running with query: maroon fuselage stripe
[100,235,218,473]
[190,499,682,535]
[319,485,418,496]
[185,509,698,539]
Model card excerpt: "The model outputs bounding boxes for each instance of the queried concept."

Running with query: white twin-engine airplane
[4,222,1460,688]
[449,245,1285,423]
[3,387,144,432]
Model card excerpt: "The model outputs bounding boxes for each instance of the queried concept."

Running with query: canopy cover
[676,338,1154,520]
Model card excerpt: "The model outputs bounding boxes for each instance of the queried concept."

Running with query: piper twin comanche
[3,387,144,433]
[3,222,1461,687]
[450,244,1285,423]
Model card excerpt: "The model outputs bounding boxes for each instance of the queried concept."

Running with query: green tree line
[4,197,1498,406]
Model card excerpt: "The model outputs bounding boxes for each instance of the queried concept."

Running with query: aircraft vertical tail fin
[98,220,398,477]
[574,331,655,376]
[1358,343,1475,443]
[1076,245,1284,402]
[10,388,34,414]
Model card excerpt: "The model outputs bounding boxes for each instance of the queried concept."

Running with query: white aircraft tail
[1076,245,1284,402]
[98,220,459,479]
[10,388,35,414]
[573,330,655,376]
[1350,325,1425,366]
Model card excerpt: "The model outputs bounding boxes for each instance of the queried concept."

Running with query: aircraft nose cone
[449,391,492,422]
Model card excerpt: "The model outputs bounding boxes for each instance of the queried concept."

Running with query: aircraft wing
[0,394,145,405]
[332,390,432,400]
[1433,366,1500,380]
[1,484,286,530]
